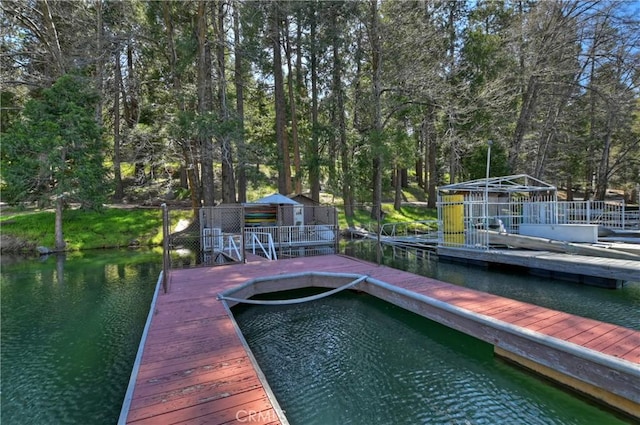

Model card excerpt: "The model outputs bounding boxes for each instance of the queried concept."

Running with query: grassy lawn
[338,204,437,230]
[1,207,165,252]
[1,198,437,254]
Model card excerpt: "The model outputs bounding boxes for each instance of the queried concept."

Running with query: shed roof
[252,193,301,205]
[289,193,321,205]
[438,174,556,194]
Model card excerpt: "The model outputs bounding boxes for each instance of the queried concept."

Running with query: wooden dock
[437,246,640,287]
[119,261,286,425]
[120,254,640,423]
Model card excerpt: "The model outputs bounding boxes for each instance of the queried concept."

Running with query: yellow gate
[442,194,465,246]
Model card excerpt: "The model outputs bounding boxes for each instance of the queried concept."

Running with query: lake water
[1,241,637,424]
[0,250,161,425]
[233,242,638,424]
[234,289,632,425]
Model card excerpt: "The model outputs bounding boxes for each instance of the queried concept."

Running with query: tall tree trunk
[401,168,408,187]
[215,0,236,203]
[197,0,215,206]
[415,133,424,189]
[510,75,539,171]
[121,44,139,129]
[285,16,301,194]
[40,0,65,77]
[446,2,458,183]
[233,1,246,203]
[184,152,201,212]
[271,3,291,194]
[124,46,144,182]
[585,49,598,201]
[163,1,199,213]
[424,105,438,209]
[534,92,568,179]
[370,0,383,220]
[295,12,310,198]
[596,109,614,200]
[447,114,457,183]
[94,0,104,125]
[393,166,402,211]
[309,7,321,202]
[332,9,352,218]
[113,52,124,200]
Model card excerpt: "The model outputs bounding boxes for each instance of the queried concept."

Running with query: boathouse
[436,174,635,249]
[435,175,639,287]
[437,174,558,249]
[194,194,338,264]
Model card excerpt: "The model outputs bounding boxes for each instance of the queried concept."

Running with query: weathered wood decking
[121,254,640,424]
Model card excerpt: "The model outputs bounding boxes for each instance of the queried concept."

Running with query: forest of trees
[2,0,639,222]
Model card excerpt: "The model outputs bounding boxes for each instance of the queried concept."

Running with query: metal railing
[437,198,634,249]
[251,224,338,247]
[244,230,278,260]
[202,228,242,260]
[557,200,629,229]
[367,220,439,238]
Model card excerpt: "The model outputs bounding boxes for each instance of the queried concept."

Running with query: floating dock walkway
[348,226,640,287]
[119,255,640,424]
[437,246,640,288]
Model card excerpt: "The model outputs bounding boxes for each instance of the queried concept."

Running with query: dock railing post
[376,204,382,265]
[241,205,247,263]
[334,208,339,254]
[161,203,170,293]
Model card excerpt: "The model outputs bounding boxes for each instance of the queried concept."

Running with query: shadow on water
[1,249,162,425]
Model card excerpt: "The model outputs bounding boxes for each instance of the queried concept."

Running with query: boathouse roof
[438,174,556,194]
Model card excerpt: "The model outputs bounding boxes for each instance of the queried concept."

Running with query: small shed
[437,174,558,248]
[246,193,304,228]
[288,193,321,206]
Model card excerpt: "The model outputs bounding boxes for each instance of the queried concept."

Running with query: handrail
[226,235,241,260]
[218,275,367,305]
[372,220,439,237]
[245,231,277,260]
[266,233,277,259]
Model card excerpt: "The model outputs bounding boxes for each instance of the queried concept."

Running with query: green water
[1,241,637,424]
[234,290,633,425]
[0,250,161,425]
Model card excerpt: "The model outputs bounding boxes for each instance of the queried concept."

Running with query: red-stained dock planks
[122,254,639,424]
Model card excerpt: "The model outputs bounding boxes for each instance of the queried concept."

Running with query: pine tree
[2,74,107,250]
